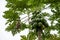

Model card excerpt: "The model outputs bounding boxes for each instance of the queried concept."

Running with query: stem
[38,29,42,40]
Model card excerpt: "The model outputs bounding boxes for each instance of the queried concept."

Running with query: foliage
[46,34,60,40]
[21,31,36,40]
[3,0,60,40]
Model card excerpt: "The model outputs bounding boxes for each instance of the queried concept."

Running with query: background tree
[3,0,60,40]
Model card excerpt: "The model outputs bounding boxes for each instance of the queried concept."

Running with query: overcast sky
[0,0,58,40]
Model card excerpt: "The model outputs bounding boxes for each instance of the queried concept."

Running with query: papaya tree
[3,0,60,40]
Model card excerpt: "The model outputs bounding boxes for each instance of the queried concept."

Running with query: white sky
[0,0,58,40]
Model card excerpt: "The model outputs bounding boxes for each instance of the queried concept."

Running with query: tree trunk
[38,29,42,40]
